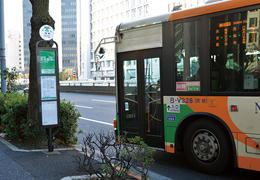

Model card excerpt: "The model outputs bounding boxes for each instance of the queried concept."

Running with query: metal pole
[48,128,54,152]
[0,0,7,93]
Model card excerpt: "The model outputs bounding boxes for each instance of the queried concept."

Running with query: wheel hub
[192,130,219,162]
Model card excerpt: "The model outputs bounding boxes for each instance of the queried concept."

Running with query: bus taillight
[113,119,117,130]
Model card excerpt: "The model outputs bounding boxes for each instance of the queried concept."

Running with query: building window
[106,61,110,67]
[144,4,149,15]
[249,32,257,43]
[126,10,130,18]
[131,9,136,18]
[249,17,258,27]
[138,7,142,16]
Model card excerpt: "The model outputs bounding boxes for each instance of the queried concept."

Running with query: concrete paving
[0,137,173,180]
[0,138,84,180]
[0,149,34,180]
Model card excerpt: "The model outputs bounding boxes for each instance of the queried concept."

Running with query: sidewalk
[0,138,84,180]
[0,137,172,180]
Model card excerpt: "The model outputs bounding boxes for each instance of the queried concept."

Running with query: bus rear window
[210,8,260,92]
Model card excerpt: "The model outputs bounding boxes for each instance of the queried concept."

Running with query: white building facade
[89,0,166,80]
[88,0,209,80]
[90,0,125,80]
[4,0,24,72]
[167,0,207,11]
[5,31,24,72]
[78,0,91,80]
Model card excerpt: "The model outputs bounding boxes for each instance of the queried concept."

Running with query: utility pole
[0,0,7,93]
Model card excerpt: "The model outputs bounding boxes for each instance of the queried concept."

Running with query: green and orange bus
[114,0,260,174]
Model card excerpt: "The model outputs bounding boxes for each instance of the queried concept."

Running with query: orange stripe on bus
[238,156,260,171]
[165,145,175,153]
[168,0,259,22]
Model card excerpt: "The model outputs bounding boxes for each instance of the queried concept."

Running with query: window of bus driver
[210,8,260,92]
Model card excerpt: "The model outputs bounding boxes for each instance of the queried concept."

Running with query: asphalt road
[60,93,115,144]
[60,92,260,180]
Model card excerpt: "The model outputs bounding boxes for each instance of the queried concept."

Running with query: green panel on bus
[164,103,194,144]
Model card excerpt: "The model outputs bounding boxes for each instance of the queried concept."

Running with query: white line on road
[91,99,116,103]
[75,105,93,109]
[79,117,113,126]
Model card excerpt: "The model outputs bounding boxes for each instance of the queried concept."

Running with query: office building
[61,0,80,79]
[89,0,167,80]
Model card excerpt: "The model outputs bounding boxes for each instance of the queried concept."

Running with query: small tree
[59,69,73,81]
[4,67,19,92]
[76,132,155,180]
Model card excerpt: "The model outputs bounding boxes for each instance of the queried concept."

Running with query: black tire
[183,119,232,174]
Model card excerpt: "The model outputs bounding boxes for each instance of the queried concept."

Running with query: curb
[0,137,75,153]
[60,175,90,180]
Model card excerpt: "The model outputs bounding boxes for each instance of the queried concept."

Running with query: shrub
[0,93,6,132]
[76,132,155,180]
[4,67,19,93]
[0,93,31,139]
[56,100,81,144]
[0,92,80,145]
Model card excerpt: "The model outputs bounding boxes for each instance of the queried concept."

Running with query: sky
[4,0,61,35]
[4,0,23,32]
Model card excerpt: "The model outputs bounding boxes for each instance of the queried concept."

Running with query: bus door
[118,48,164,148]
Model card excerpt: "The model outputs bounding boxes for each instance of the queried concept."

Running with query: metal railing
[59,80,115,87]
[15,80,115,87]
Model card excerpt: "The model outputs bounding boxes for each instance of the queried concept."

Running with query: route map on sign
[40,76,57,100]
[42,101,58,126]
[40,50,56,75]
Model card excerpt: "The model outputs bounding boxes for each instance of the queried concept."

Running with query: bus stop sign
[36,40,60,152]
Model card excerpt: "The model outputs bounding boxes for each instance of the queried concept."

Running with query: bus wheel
[183,119,231,174]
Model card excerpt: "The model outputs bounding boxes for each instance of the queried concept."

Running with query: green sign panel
[40,50,56,75]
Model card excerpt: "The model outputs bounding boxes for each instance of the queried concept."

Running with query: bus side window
[210,8,260,92]
[210,55,220,91]
[174,20,201,92]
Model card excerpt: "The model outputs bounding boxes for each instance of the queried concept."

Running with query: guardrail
[59,81,116,95]
[16,80,116,95]
[60,80,115,87]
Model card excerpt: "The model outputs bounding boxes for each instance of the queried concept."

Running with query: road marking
[75,105,93,109]
[91,99,116,103]
[79,117,113,126]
